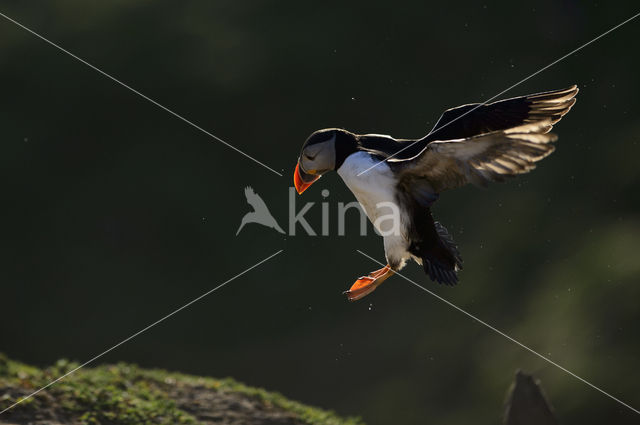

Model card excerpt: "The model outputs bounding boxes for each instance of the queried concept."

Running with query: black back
[356,134,427,161]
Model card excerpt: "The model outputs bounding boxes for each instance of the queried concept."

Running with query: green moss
[0,354,363,425]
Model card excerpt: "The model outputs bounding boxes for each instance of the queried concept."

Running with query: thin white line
[356,249,640,415]
[357,10,640,176]
[0,11,283,177]
[0,249,283,416]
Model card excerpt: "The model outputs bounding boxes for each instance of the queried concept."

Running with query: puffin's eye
[304,152,317,161]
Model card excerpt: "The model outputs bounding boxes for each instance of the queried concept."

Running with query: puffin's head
[294,128,355,194]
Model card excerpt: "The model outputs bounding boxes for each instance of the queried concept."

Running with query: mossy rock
[0,354,363,425]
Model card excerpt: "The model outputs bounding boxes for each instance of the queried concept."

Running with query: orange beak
[294,162,320,194]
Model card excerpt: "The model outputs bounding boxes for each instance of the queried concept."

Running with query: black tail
[409,210,463,285]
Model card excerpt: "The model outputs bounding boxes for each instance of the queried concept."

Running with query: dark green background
[1,1,639,424]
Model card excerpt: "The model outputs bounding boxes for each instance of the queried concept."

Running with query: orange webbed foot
[344,265,394,301]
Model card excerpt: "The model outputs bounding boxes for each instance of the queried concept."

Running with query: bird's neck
[334,131,359,170]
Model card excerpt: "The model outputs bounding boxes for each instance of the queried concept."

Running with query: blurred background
[1,1,639,424]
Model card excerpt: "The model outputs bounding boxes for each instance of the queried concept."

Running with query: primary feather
[398,121,557,192]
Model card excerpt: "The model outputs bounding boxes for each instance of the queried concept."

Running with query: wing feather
[424,85,577,142]
[353,86,577,163]
[397,121,557,192]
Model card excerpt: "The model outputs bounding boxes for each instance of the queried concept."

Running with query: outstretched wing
[395,121,557,194]
[424,85,578,142]
[244,186,269,213]
[355,86,577,162]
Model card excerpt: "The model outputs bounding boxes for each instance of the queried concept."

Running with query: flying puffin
[294,86,578,301]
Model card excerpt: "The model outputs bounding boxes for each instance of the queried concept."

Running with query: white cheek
[302,159,319,172]
[305,156,330,172]
[301,158,312,171]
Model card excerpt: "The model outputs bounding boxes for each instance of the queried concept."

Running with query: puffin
[293,86,578,301]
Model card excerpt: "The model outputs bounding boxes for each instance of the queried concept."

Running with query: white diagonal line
[356,249,640,415]
[0,249,283,416]
[0,11,283,177]
[357,10,640,176]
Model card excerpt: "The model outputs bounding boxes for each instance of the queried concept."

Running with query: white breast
[337,153,394,216]
[337,152,412,267]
